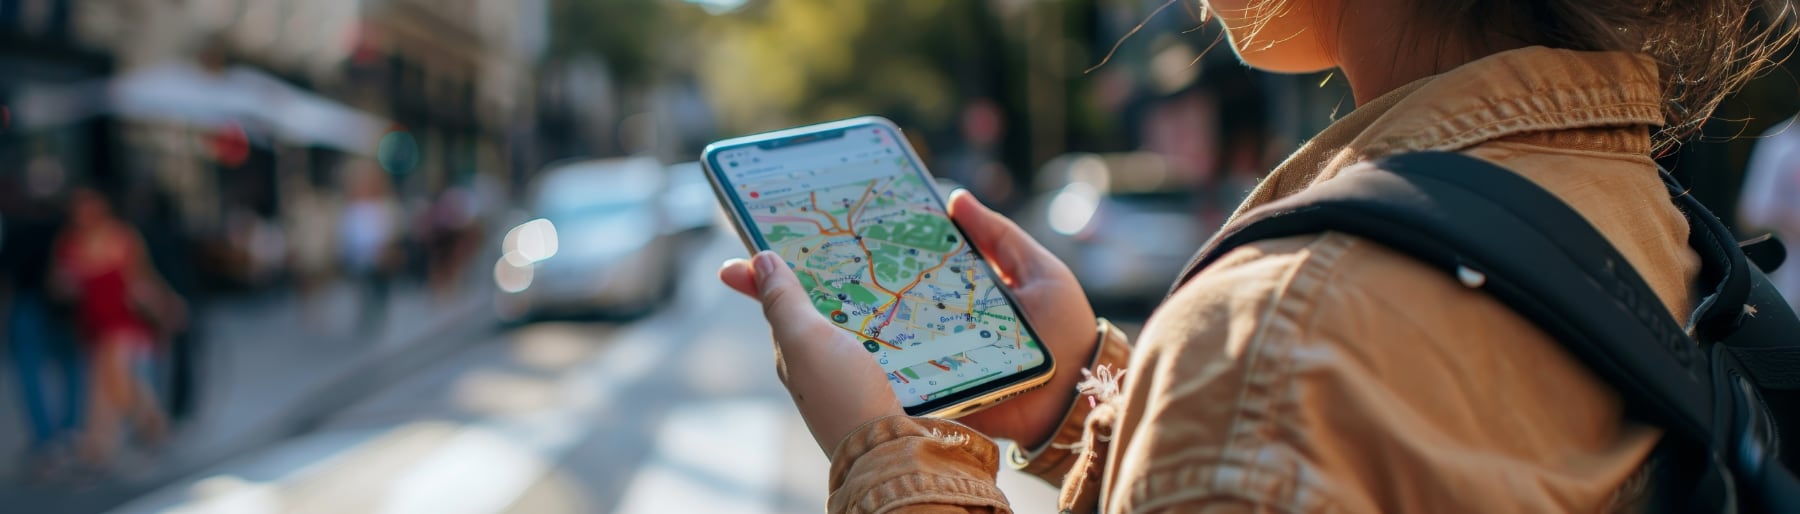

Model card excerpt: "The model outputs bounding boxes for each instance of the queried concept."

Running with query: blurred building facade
[1,0,548,290]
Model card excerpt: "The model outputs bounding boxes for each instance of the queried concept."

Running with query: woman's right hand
[940,190,1099,447]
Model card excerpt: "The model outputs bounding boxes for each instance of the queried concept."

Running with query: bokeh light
[1048,182,1101,236]
[494,258,535,294]
[503,219,560,264]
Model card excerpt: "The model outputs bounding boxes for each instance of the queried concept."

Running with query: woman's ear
[1209,0,1340,73]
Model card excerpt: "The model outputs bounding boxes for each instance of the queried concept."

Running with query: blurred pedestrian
[338,161,401,335]
[52,188,186,468]
[424,183,479,300]
[1,188,85,479]
[129,186,203,423]
[285,187,339,328]
[942,99,1018,211]
[1741,113,1800,312]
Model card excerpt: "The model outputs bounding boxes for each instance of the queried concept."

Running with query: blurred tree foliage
[548,0,667,87]
[691,0,986,133]
[545,0,1126,181]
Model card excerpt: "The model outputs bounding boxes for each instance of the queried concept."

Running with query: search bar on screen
[740,158,903,202]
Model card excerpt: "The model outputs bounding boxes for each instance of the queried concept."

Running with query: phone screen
[708,122,1050,412]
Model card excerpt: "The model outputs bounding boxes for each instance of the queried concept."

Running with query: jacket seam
[1274,235,1353,506]
[1432,81,1659,128]
[1207,234,1317,496]
[1270,233,1360,511]
[1192,233,1357,510]
[1372,102,1661,157]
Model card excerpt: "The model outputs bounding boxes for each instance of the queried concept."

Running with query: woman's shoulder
[1141,223,1608,416]
[1145,231,1365,352]
[1147,227,1509,356]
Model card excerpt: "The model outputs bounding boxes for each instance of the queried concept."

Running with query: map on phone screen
[715,124,1048,408]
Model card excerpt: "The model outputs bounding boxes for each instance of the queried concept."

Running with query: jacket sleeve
[825,319,1134,514]
[826,416,1010,514]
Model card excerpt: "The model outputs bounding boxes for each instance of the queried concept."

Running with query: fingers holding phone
[742,251,903,454]
[941,190,1099,446]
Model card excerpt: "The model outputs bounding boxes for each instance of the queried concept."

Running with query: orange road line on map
[928,360,952,371]
[844,179,880,227]
[964,266,977,314]
[812,191,844,231]
[829,324,895,349]
[842,176,952,351]
[865,241,964,338]
[852,238,898,297]
[843,180,918,315]
[799,261,899,351]
[760,214,832,235]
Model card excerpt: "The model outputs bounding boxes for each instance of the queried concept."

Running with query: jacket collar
[1230,46,1664,224]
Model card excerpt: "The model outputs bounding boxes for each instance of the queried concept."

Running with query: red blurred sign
[211,122,250,168]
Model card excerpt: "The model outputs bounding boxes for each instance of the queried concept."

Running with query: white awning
[14,61,390,156]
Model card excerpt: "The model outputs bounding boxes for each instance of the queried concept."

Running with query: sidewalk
[0,276,497,513]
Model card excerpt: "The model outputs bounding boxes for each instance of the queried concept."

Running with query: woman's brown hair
[1422,0,1800,151]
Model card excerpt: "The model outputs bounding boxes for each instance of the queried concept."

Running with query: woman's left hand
[721,251,903,454]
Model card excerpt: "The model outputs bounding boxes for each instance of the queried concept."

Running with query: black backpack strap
[1670,179,1800,392]
[1173,151,1800,511]
[1741,234,1788,275]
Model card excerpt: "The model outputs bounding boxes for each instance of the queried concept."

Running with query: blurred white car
[661,161,726,241]
[495,157,687,320]
[1018,153,1209,313]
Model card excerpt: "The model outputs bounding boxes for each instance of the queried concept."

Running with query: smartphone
[702,116,1055,418]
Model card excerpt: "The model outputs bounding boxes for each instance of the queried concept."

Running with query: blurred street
[0,272,497,513]
[96,229,1060,514]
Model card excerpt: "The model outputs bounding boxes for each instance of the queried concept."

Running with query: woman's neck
[1333,12,1527,105]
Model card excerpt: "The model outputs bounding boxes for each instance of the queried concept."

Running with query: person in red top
[52,188,186,467]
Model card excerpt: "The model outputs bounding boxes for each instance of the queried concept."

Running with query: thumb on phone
[947,189,1053,285]
[749,252,838,347]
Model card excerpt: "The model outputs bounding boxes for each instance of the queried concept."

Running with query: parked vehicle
[1017,153,1211,315]
[661,161,725,243]
[494,157,684,320]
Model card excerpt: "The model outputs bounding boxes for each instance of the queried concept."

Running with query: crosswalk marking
[614,400,784,514]
[368,320,678,514]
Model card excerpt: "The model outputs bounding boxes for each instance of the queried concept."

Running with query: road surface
[111,230,1061,514]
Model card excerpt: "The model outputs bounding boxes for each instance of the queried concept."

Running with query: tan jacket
[826,47,1700,513]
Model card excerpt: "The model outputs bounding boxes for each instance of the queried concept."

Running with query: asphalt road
[110,230,1061,514]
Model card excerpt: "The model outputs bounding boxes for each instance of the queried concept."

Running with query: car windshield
[542,199,640,220]
[1108,191,1193,210]
[534,167,657,219]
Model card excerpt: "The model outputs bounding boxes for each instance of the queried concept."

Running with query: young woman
[54,188,186,467]
[721,1,1797,511]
